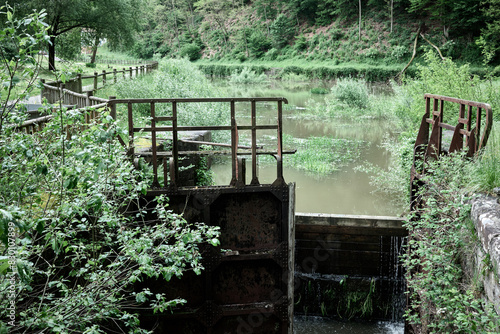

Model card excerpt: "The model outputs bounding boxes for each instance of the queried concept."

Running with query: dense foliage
[0,9,220,332]
[129,0,497,65]
[404,153,500,333]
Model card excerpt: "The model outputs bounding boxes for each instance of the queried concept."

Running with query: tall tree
[8,0,142,70]
[408,0,483,38]
[478,0,500,63]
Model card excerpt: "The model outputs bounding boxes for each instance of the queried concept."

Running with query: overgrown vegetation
[403,153,500,333]
[283,134,367,175]
[0,9,220,332]
[124,0,500,70]
[357,51,500,331]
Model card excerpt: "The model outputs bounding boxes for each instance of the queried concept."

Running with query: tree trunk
[90,35,100,64]
[358,0,362,40]
[48,35,56,71]
[390,0,393,33]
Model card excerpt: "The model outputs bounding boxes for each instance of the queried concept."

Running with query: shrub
[248,30,271,58]
[270,14,295,49]
[0,110,220,332]
[390,45,408,60]
[294,34,308,51]
[179,43,202,61]
[331,78,370,108]
[310,87,329,94]
[229,67,268,84]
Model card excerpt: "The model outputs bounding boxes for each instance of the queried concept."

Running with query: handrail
[107,97,290,189]
[41,62,159,103]
[410,93,493,210]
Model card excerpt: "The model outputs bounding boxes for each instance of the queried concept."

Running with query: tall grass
[100,58,229,142]
[475,122,500,192]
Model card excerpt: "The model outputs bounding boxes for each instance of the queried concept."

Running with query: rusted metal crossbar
[410,94,493,210]
[107,97,291,189]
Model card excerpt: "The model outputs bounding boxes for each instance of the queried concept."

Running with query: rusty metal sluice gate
[109,97,296,333]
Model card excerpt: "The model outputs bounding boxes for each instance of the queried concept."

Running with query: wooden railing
[75,55,154,66]
[41,61,158,104]
[16,61,157,133]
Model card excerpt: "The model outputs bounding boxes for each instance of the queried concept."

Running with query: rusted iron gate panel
[111,97,296,332]
[136,184,295,333]
[410,94,493,210]
[107,97,294,188]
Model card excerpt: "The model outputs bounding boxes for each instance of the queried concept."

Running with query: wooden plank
[296,224,408,237]
[296,239,384,252]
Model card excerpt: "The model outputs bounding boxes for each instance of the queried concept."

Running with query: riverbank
[194,59,494,82]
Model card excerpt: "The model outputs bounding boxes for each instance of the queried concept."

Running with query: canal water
[213,79,405,333]
[212,79,402,216]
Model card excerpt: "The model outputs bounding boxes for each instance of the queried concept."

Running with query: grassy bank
[195,58,413,82]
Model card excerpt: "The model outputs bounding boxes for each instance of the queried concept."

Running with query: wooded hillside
[130,0,500,65]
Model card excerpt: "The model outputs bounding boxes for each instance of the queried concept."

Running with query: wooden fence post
[123,68,126,79]
[113,69,117,84]
[76,73,82,93]
[94,72,98,91]
[86,91,93,107]
[129,66,133,78]
[40,79,46,102]
[102,70,106,86]
[109,96,117,120]
[135,66,139,77]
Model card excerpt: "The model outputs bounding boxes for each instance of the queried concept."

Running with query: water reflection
[294,316,404,334]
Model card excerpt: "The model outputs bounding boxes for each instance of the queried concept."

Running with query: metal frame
[410,94,493,210]
[108,97,292,189]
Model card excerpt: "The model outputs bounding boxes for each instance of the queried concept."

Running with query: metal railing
[410,93,493,210]
[108,97,294,189]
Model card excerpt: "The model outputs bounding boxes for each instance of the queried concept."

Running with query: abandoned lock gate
[109,97,296,333]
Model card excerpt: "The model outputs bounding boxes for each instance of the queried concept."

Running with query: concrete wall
[470,195,500,315]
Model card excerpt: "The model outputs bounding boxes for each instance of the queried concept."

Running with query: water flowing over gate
[107,97,296,333]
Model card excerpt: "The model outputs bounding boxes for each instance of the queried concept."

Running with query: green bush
[294,34,308,51]
[270,14,295,49]
[403,152,500,333]
[331,78,370,108]
[0,109,220,332]
[229,67,268,84]
[248,30,271,58]
[179,43,202,61]
[310,87,329,94]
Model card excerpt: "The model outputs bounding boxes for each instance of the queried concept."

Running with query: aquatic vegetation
[283,134,367,175]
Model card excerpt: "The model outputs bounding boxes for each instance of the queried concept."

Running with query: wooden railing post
[113,69,117,84]
[102,70,106,86]
[76,73,82,93]
[122,68,126,79]
[129,66,133,78]
[86,91,93,107]
[40,79,46,102]
[94,72,98,91]
[135,66,139,77]
[109,96,116,120]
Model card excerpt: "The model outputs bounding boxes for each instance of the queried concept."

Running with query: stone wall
[470,195,500,314]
